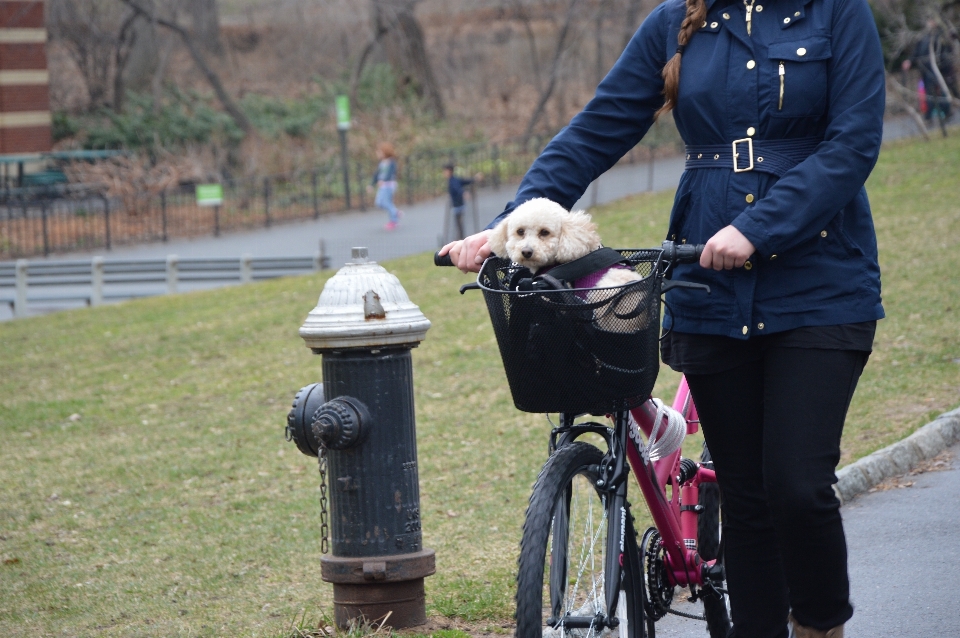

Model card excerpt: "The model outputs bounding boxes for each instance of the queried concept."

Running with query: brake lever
[661,280,711,295]
[459,282,481,294]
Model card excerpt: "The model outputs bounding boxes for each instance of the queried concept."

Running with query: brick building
[0,0,52,157]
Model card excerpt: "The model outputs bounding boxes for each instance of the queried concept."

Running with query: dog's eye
[539,229,550,237]
[516,228,525,237]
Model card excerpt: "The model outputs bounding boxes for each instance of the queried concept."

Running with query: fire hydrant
[285,247,434,629]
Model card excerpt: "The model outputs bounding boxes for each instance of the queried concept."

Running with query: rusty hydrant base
[321,549,435,629]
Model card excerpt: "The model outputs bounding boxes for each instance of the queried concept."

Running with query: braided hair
[656,0,707,118]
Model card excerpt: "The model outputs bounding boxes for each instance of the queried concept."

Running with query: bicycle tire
[516,441,645,637]
[697,444,731,638]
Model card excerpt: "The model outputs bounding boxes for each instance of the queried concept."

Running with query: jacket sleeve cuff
[731,213,774,257]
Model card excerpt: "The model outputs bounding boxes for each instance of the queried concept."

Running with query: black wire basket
[477,249,664,415]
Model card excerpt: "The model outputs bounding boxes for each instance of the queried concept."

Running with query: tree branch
[523,0,583,141]
[117,0,252,135]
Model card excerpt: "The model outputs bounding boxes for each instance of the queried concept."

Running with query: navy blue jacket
[489,0,885,339]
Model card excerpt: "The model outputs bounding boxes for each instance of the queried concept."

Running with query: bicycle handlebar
[434,241,705,269]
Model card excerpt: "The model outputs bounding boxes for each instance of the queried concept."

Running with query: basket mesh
[478,249,663,414]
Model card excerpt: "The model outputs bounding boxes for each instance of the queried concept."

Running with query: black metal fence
[0,127,683,260]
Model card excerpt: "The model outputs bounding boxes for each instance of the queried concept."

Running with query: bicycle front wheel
[516,442,645,637]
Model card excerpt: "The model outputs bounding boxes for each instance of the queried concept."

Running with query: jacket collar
[702,0,811,26]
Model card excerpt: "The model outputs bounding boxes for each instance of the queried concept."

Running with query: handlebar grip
[675,243,705,264]
[434,251,455,267]
[662,240,705,265]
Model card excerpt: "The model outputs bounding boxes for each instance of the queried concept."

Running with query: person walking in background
[370,142,402,230]
[442,163,481,240]
[902,17,958,123]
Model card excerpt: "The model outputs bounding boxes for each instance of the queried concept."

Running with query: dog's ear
[555,210,601,263]
[487,218,510,258]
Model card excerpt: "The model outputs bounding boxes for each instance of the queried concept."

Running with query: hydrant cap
[299,247,431,350]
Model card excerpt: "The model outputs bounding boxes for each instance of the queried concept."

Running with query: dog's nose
[522,249,533,259]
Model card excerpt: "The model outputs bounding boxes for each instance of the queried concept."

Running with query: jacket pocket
[767,35,831,118]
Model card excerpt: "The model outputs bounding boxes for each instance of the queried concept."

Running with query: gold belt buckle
[732,138,754,173]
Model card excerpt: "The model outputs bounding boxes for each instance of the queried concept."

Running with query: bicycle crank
[640,527,674,621]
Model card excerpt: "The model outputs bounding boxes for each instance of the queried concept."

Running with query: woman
[370,142,401,230]
[440,0,885,635]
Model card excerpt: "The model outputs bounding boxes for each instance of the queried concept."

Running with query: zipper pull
[746,5,753,35]
[779,61,785,110]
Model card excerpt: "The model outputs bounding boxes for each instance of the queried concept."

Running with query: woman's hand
[700,225,756,270]
[438,229,492,273]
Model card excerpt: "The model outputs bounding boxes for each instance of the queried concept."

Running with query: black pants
[686,347,868,637]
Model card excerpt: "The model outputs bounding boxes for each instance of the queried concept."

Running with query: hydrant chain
[318,449,330,554]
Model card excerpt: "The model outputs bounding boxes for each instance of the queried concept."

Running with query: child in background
[443,163,481,240]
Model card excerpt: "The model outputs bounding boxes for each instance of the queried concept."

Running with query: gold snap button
[756,4,763,11]
[797,47,807,56]
[711,21,719,28]
[681,238,687,244]
[723,12,730,19]
[744,260,753,270]
[758,322,765,330]
[742,326,749,335]
[714,154,719,160]
[747,127,756,136]
[770,254,777,260]
[783,17,791,24]
[747,60,756,69]
[820,230,828,238]
[672,234,677,240]
[794,10,801,16]
[745,194,755,203]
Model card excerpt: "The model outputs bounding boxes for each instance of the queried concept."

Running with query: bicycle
[435,241,730,637]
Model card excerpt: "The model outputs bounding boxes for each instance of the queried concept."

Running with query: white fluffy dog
[487,198,648,330]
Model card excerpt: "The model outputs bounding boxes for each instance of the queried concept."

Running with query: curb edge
[834,406,960,505]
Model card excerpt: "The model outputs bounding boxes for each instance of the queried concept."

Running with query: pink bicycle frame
[624,375,719,588]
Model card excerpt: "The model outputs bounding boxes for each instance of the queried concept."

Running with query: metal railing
[0,253,325,318]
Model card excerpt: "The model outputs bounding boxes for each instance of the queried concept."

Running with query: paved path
[651,442,960,637]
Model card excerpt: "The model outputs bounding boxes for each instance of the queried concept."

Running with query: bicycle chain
[318,448,329,554]
[666,607,706,621]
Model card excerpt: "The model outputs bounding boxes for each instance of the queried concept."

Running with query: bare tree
[48,0,123,109]
[350,0,446,118]
[118,0,252,135]
[506,0,544,90]
[112,9,141,113]
[522,0,586,140]
[622,0,644,49]
[189,0,222,55]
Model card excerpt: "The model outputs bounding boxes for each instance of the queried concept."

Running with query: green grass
[1,132,959,637]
